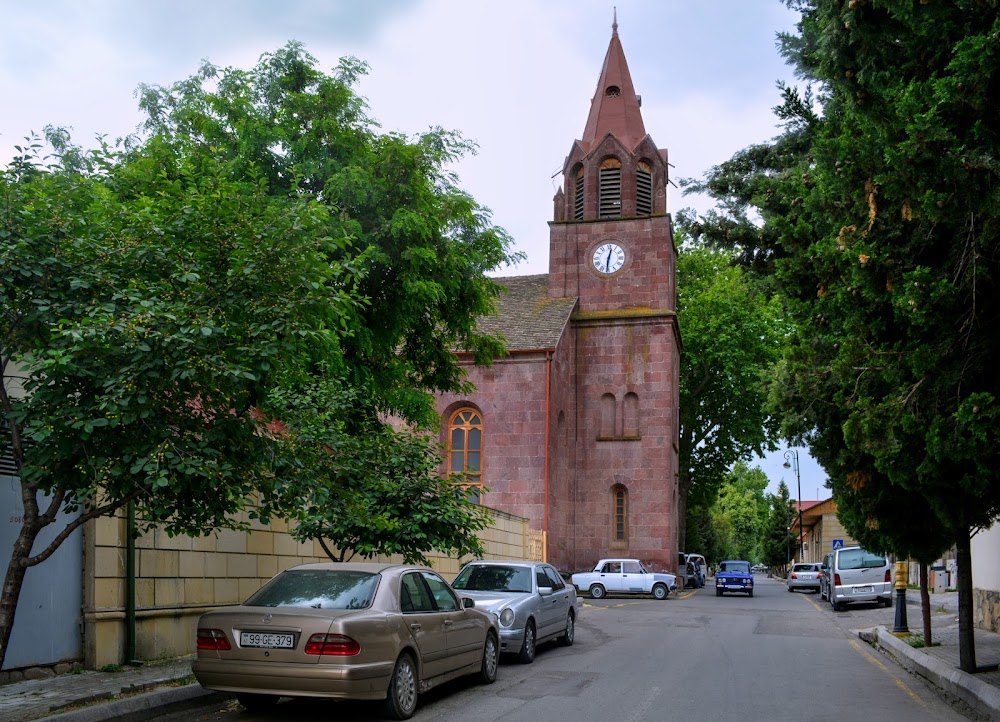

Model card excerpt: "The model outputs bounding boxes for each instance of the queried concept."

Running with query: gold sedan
[192,562,500,720]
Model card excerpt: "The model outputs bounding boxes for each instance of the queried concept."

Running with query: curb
[41,684,227,722]
[862,626,1000,721]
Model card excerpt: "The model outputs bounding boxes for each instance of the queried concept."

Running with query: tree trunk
[919,562,931,648]
[956,531,976,673]
[0,521,41,671]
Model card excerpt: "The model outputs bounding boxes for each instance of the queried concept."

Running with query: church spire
[580,13,646,152]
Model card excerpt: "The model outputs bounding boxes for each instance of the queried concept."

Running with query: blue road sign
[832,539,844,550]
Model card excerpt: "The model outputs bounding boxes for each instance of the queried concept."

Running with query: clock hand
[605,247,613,272]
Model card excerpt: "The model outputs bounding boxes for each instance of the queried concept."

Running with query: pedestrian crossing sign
[832,539,844,549]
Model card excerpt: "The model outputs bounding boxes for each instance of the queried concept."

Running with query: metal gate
[1,472,83,670]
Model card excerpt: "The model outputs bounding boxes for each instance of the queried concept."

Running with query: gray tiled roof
[478,275,576,351]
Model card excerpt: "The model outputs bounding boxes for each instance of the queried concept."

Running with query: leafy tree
[688,1,1000,672]
[261,381,492,564]
[675,241,787,550]
[1,43,519,669]
[762,481,796,576]
[0,135,360,669]
[716,462,770,561]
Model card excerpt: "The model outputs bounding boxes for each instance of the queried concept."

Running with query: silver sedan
[451,561,578,664]
[787,562,824,593]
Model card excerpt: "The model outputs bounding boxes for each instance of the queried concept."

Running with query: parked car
[678,552,707,588]
[715,560,754,597]
[823,546,893,611]
[787,562,823,593]
[451,560,577,664]
[192,562,499,720]
[571,559,677,600]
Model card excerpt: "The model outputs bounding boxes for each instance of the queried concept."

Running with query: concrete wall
[82,507,537,668]
[972,522,1000,633]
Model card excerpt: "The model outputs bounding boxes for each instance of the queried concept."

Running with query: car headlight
[499,608,515,627]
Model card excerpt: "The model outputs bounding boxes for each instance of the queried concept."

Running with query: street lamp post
[783,450,805,563]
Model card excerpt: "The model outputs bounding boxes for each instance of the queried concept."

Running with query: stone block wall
[83,506,536,668]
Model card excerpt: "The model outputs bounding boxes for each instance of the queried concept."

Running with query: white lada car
[571,559,677,600]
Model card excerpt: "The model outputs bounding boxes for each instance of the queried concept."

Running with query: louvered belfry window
[599,158,622,219]
[574,169,585,220]
[637,161,652,216]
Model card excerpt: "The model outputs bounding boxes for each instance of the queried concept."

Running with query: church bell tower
[549,15,680,572]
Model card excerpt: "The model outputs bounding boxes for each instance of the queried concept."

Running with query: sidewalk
[2,591,1000,721]
[0,655,218,722]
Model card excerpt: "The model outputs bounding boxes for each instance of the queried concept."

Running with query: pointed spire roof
[580,13,647,153]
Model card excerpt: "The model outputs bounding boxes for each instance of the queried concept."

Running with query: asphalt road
[153,575,969,721]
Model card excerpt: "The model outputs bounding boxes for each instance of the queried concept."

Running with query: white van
[823,546,893,611]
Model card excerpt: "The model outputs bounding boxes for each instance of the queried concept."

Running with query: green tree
[689,1,1000,671]
[1,43,519,669]
[675,241,787,550]
[762,481,796,576]
[716,462,770,561]
[0,135,361,669]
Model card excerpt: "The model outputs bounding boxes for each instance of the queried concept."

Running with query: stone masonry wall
[79,506,535,670]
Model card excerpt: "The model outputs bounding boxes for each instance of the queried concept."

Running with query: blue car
[715,560,754,597]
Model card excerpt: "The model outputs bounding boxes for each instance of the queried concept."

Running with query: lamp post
[783,450,805,563]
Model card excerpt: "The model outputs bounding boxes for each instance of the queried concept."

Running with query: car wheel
[716,589,723,597]
[479,631,499,684]
[518,619,537,664]
[787,586,793,592]
[589,584,606,599]
[235,693,279,713]
[385,653,418,720]
[557,610,575,647]
[883,595,893,608]
[748,589,754,598]
[653,583,669,600]
[833,600,845,612]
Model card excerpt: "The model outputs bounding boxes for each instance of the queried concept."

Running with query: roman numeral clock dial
[593,243,625,274]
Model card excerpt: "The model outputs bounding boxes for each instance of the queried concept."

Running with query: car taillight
[305,634,361,656]
[885,569,892,583]
[834,574,842,586]
[197,629,231,651]
[790,573,797,579]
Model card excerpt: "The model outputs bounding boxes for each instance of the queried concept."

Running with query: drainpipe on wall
[544,350,551,562]
[125,499,141,666]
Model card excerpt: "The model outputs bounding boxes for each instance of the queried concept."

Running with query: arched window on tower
[636,161,652,217]
[449,408,483,503]
[600,393,616,439]
[612,485,628,544]
[623,392,639,438]
[599,158,622,219]
[574,167,585,220]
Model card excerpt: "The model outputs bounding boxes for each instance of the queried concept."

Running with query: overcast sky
[0,0,829,500]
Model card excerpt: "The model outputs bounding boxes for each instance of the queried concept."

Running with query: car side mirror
[538,586,553,596]
[462,597,476,609]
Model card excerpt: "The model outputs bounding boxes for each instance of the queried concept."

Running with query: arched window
[636,161,652,216]
[600,393,616,438]
[612,486,628,543]
[573,167,585,220]
[623,392,639,437]
[449,408,483,502]
[599,158,622,219]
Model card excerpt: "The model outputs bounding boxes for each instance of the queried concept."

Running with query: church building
[435,20,680,574]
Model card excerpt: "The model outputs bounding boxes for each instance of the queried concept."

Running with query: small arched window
[612,486,628,543]
[574,167,585,220]
[600,393,616,438]
[599,158,622,219]
[449,408,483,502]
[623,392,639,437]
[636,161,652,217]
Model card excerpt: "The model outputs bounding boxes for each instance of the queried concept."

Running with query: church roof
[478,275,576,352]
[580,14,647,153]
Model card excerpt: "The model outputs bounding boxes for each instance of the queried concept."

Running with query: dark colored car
[715,560,754,597]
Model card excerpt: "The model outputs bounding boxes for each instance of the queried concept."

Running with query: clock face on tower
[592,242,625,274]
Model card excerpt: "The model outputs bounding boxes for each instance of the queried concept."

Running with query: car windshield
[720,561,750,574]
[452,565,532,593]
[793,564,814,573]
[244,570,377,610]
[838,549,887,570]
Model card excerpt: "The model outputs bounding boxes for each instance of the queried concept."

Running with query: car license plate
[855,585,873,594]
[726,584,743,589]
[240,632,294,649]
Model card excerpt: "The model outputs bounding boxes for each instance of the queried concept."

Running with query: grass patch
[904,635,941,649]
[98,664,123,673]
